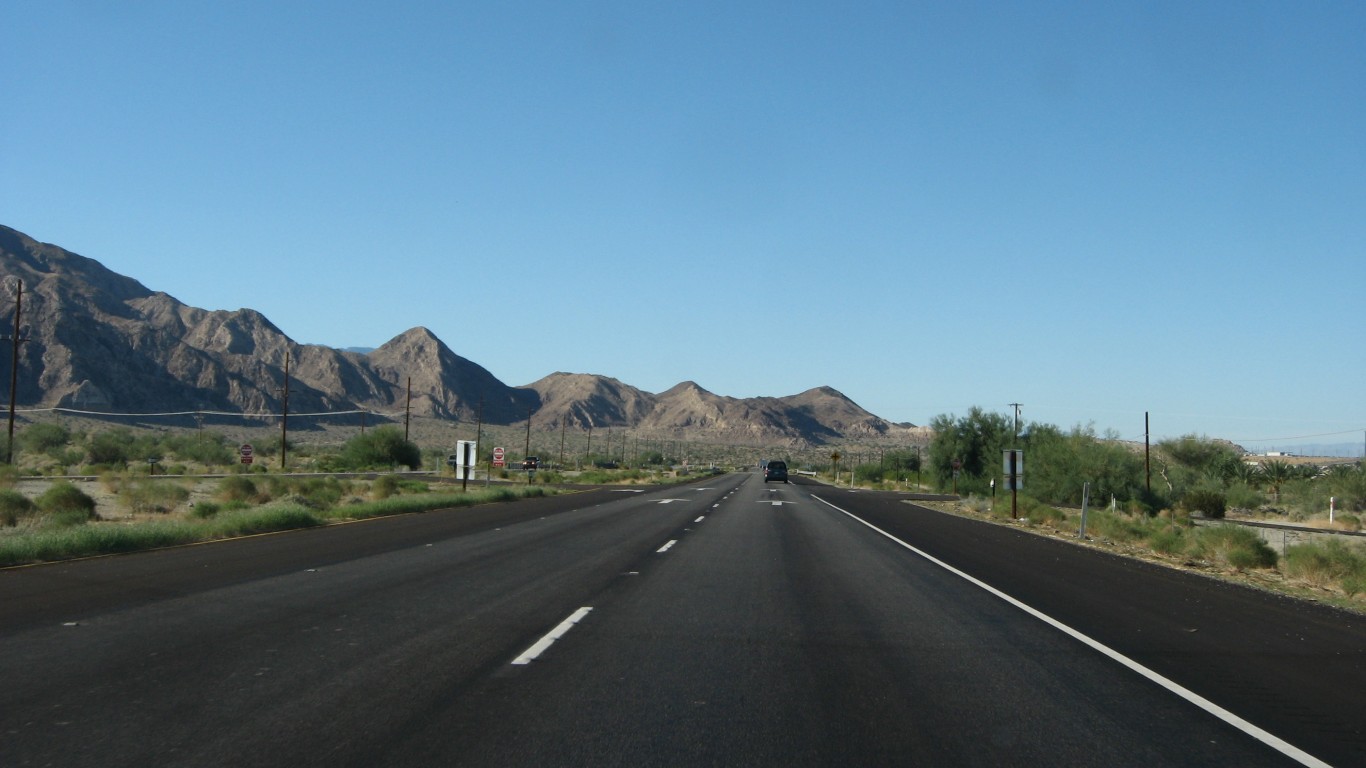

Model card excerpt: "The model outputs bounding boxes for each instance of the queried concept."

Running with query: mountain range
[0,224,921,446]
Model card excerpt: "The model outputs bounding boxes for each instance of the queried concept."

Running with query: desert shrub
[1183,489,1227,519]
[36,482,97,520]
[1190,525,1276,570]
[1282,539,1366,590]
[118,480,191,515]
[0,489,35,526]
[46,509,95,528]
[339,427,422,470]
[20,423,71,455]
[189,501,221,519]
[1334,514,1361,532]
[218,475,259,503]
[371,475,400,500]
[1017,496,1064,526]
[292,477,344,509]
[85,429,134,467]
[1089,509,1149,543]
[1147,527,1186,555]
[1223,481,1264,511]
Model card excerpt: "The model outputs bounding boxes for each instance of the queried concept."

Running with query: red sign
[492,446,505,468]
[240,444,254,464]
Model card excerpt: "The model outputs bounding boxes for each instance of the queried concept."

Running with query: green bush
[118,480,191,515]
[1282,539,1366,590]
[189,501,221,519]
[296,477,344,509]
[0,489,35,526]
[371,475,400,500]
[1191,525,1277,570]
[339,427,422,470]
[1183,489,1227,519]
[1147,527,1186,555]
[20,423,71,455]
[36,482,97,520]
[46,509,93,528]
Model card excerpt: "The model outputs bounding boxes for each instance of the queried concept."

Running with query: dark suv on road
[764,460,789,483]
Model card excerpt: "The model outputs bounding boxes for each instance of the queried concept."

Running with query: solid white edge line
[810,494,1332,768]
[657,540,677,553]
[511,607,593,666]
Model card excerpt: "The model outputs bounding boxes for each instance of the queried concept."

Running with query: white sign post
[455,440,477,488]
[1003,449,1024,519]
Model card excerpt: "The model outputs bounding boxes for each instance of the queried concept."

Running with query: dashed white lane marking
[656,540,677,553]
[511,607,593,666]
[695,516,706,522]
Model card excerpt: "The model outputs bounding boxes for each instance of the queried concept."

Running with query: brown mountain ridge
[0,225,917,445]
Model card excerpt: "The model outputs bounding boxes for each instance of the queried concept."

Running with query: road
[2,474,1362,766]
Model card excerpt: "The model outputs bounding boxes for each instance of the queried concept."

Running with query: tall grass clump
[371,475,400,500]
[218,475,260,503]
[1282,539,1366,595]
[0,489,36,527]
[327,486,548,522]
[1017,496,1065,526]
[1088,509,1153,543]
[117,479,191,515]
[1189,525,1277,570]
[204,503,323,537]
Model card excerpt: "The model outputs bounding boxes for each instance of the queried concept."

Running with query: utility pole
[404,376,412,442]
[5,279,23,465]
[1009,403,1023,436]
[524,404,532,483]
[560,418,567,468]
[474,397,484,489]
[279,351,290,472]
[1145,411,1151,493]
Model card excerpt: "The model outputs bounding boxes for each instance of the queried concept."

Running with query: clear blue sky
[4,1,1363,453]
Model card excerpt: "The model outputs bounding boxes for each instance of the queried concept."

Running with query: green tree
[1024,424,1146,506]
[1259,460,1294,502]
[928,407,1014,494]
[1158,435,1241,472]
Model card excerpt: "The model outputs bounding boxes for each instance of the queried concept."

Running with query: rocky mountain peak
[0,224,915,445]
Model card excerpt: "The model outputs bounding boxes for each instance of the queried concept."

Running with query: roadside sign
[1003,449,1023,478]
[492,446,506,468]
[455,441,477,480]
[240,444,254,465]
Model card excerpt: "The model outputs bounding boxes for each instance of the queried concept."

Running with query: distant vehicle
[522,456,539,470]
[764,460,788,483]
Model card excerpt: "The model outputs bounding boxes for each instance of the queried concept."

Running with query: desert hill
[0,224,919,446]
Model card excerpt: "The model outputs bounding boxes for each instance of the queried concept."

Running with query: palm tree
[1259,460,1294,502]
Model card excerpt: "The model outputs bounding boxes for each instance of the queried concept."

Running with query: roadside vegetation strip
[917,495,1366,610]
[812,493,1333,768]
[0,486,555,568]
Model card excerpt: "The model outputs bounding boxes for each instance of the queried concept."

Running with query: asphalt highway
[2,474,1361,766]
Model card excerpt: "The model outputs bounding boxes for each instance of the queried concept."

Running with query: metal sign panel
[1003,449,1024,477]
[455,440,477,480]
